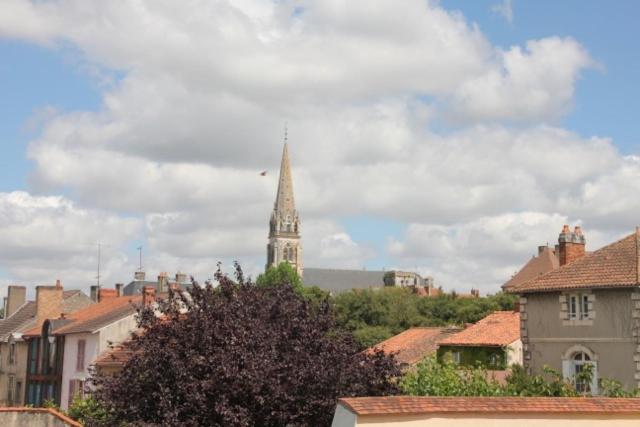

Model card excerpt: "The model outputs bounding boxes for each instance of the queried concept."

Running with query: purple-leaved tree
[90,264,400,426]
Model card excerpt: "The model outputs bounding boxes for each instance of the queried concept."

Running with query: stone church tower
[267,140,303,276]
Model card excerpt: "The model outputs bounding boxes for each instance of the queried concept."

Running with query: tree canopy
[89,264,400,427]
[332,287,517,347]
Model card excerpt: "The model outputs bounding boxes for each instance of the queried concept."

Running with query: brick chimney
[4,285,26,318]
[35,280,64,328]
[157,272,169,294]
[90,285,99,302]
[175,272,188,284]
[558,224,586,266]
[142,286,156,306]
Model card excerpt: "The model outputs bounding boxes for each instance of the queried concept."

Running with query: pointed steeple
[274,142,295,215]
[266,129,303,277]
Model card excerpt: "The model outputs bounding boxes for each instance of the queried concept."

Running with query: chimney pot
[90,285,99,302]
[558,224,586,266]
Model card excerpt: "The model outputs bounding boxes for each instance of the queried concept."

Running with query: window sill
[562,319,593,326]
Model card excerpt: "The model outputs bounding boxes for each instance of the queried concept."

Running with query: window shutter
[76,340,86,371]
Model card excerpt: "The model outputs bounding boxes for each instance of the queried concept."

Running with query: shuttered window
[76,340,86,371]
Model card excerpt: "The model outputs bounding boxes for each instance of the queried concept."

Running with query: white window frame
[562,292,594,326]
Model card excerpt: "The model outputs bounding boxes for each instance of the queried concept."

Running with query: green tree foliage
[402,356,640,397]
[333,287,517,347]
[401,356,504,396]
[67,395,111,426]
[257,262,330,307]
[256,262,303,289]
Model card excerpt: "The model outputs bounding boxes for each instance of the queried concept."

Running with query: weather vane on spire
[284,121,288,143]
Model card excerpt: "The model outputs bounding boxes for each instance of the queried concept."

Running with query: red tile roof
[509,230,640,293]
[94,339,136,368]
[438,311,520,347]
[24,295,141,336]
[338,396,640,416]
[367,327,461,365]
[503,246,559,290]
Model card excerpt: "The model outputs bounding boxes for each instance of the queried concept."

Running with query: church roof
[303,267,386,294]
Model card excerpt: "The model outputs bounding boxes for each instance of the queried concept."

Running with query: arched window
[573,352,591,393]
[562,346,598,395]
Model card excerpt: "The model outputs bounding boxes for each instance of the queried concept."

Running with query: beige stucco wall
[60,313,137,410]
[507,339,523,366]
[0,340,28,406]
[525,289,636,389]
[350,413,640,427]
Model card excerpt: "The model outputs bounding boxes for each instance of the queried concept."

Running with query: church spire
[274,141,295,215]
[267,128,303,276]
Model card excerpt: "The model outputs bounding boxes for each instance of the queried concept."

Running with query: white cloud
[0,0,633,295]
[0,191,140,294]
[448,37,593,122]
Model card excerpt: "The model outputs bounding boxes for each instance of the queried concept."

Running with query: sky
[1,0,639,297]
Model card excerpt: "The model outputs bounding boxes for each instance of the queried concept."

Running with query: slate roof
[0,302,36,341]
[438,311,520,347]
[303,267,385,294]
[123,280,192,296]
[502,246,559,291]
[367,327,461,365]
[338,396,640,416]
[509,230,640,293]
[24,296,141,336]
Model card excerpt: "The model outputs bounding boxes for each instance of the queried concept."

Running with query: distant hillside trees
[89,264,400,427]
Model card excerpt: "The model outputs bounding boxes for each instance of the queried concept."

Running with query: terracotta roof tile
[438,311,519,347]
[338,396,640,416]
[367,327,461,365]
[503,246,559,290]
[94,339,136,368]
[509,230,640,293]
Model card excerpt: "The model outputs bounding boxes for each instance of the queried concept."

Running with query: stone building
[508,225,640,393]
